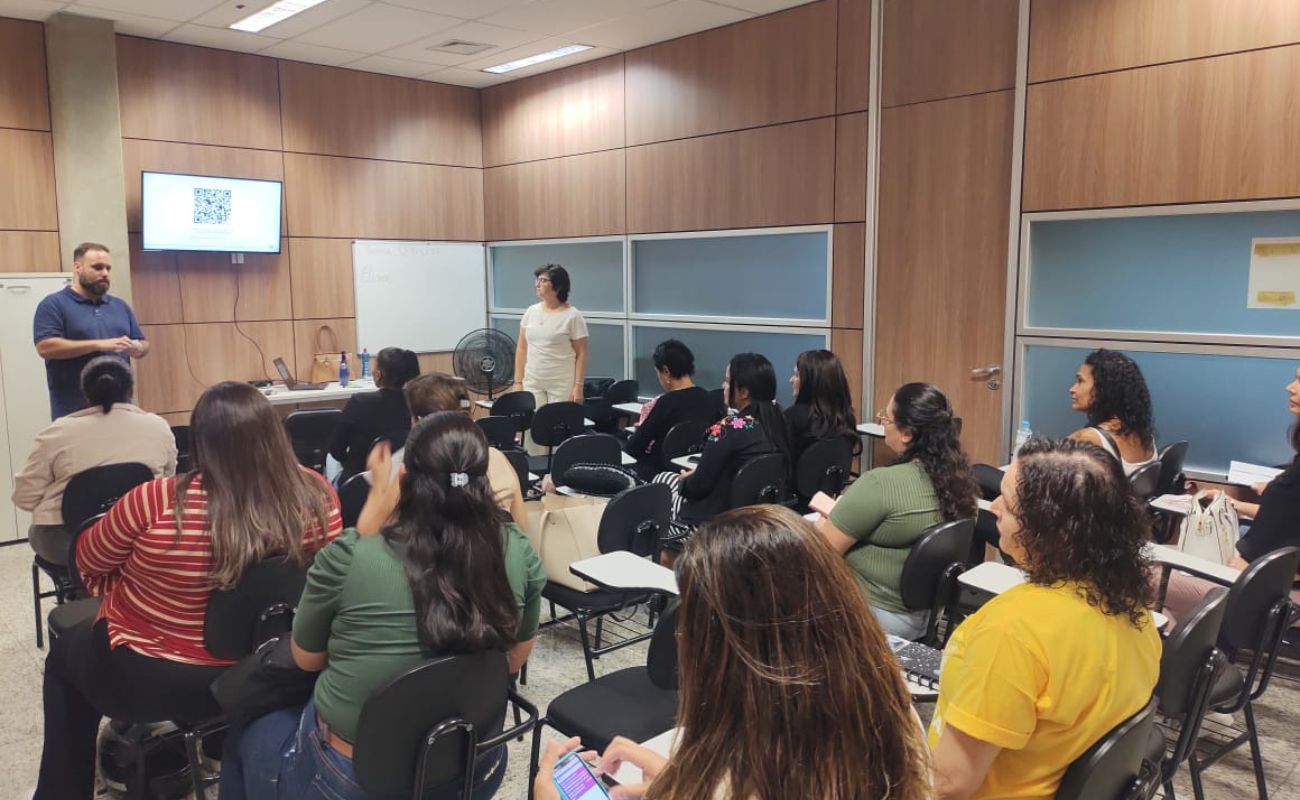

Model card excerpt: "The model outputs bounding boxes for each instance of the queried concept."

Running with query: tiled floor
[1,540,1298,799]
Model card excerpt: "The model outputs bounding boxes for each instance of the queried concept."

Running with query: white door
[0,274,69,540]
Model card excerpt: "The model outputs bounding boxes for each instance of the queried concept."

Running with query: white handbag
[1177,490,1239,565]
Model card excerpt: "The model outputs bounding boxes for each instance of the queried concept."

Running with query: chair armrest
[478,688,539,750]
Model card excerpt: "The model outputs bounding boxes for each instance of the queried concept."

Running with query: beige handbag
[1177,490,1239,565]
[309,324,341,385]
[529,494,608,592]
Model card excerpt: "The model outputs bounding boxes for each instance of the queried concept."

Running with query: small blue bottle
[339,351,349,387]
[360,348,370,380]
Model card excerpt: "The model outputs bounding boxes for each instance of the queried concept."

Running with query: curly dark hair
[1083,349,1155,443]
[890,383,976,523]
[1010,437,1155,626]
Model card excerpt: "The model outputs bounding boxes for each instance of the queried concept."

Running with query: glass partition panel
[492,315,626,383]
[489,240,624,313]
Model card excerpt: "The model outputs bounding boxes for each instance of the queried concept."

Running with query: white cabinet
[0,274,68,541]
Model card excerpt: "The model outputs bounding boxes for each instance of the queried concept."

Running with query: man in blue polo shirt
[33,242,150,419]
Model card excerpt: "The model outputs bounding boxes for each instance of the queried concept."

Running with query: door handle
[969,365,1001,380]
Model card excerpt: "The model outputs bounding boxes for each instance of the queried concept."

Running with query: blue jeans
[219,698,507,800]
[874,606,928,641]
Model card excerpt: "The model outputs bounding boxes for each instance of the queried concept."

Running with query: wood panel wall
[118,36,483,416]
[0,18,60,272]
[480,0,867,414]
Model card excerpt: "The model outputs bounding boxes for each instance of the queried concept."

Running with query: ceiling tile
[480,0,668,37]
[162,23,278,52]
[71,6,179,36]
[573,0,748,51]
[345,53,439,78]
[0,0,68,20]
[383,20,543,67]
[66,0,223,22]
[258,38,367,66]
[192,0,372,40]
[293,3,459,52]
[423,67,506,88]
[380,0,522,21]
[704,0,815,14]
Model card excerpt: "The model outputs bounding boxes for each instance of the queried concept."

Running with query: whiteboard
[353,241,486,353]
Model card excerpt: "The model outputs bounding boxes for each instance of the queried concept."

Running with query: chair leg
[576,615,596,682]
[519,661,528,686]
[32,562,44,650]
[594,615,604,650]
[527,718,549,800]
[183,729,207,800]
[1244,703,1269,800]
[1189,753,1206,800]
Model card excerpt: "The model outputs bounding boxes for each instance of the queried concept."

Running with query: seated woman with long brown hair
[35,382,342,800]
[535,505,931,800]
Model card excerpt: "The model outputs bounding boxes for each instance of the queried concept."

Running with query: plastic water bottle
[339,351,349,387]
[360,348,370,381]
[1013,420,1032,453]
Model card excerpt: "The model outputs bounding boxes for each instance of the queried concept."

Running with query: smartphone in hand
[809,491,837,517]
[552,750,611,800]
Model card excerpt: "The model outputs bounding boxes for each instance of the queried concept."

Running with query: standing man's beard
[80,275,109,296]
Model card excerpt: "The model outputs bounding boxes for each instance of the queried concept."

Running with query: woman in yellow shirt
[931,437,1162,800]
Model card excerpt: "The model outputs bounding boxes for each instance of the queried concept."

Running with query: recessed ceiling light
[481,44,592,74]
[230,0,329,33]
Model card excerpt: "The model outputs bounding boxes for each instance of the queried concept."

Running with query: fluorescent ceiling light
[230,0,329,33]
[482,44,592,74]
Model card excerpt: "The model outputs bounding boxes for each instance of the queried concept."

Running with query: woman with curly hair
[1067,348,1157,475]
[930,437,1161,800]
[815,382,976,638]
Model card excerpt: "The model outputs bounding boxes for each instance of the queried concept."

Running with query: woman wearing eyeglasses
[511,264,589,405]
[814,382,977,638]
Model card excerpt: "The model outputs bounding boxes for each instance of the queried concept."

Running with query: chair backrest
[1156,587,1228,718]
[489,390,536,434]
[646,598,681,690]
[203,556,309,660]
[898,518,976,612]
[283,408,343,472]
[793,437,854,502]
[1155,441,1189,496]
[727,453,791,509]
[530,401,586,448]
[501,448,532,493]
[1056,699,1158,800]
[476,416,518,450]
[707,388,727,418]
[1217,546,1300,707]
[596,483,672,558]
[66,511,107,595]
[1128,460,1162,501]
[660,419,709,469]
[551,434,621,481]
[339,472,370,529]
[353,651,510,798]
[61,462,156,533]
[171,425,192,473]
[605,379,640,405]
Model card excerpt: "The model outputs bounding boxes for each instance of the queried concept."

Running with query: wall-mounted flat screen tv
[141,171,283,253]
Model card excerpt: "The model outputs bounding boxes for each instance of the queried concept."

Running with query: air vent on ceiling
[427,40,494,56]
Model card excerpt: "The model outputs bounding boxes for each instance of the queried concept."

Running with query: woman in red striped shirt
[35,381,343,800]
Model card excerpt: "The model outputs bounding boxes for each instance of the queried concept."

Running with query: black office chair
[171,425,192,473]
[528,401,586,475]
[1129,460,1162,502]
[542,483,672,681]
[1184,547,1300,800]
[501,447,538,499]
[45,512,107,647]
[728,453,792,508]
[707,387,727,417]
[32,463,155,648]
[476,415,520,451]
[659,419,709,471]
[1057,699,1159,800]
[489,390,535,439]
[897,518,975,646]
[339,472,370,528]
[586,379,640,434]
[1151,441,1190,542]
[283,408,342,474]
[972,463,1003,500]
[793,437,854,506]
[550,434,623,487]
[1149,588,1229,800]
[353,651,537,800]
[529,599,680,800]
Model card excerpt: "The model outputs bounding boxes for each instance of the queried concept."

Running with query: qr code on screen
[193,187,232,225]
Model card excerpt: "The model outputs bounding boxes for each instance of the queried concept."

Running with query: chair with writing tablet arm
[1056,699,1160,800]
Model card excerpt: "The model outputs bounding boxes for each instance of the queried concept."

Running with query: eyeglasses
[875,409,895,426]
[534,277,552,285]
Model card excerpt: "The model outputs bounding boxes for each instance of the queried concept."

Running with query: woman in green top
[220,412,545,800]
[816,382,976,639]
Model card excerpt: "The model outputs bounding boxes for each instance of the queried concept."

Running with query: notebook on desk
[887,635,943,690]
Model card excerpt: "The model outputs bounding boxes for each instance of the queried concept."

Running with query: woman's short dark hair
[1083,349,1155,444]
[1011,437,1155,626]
[794,349,856,439]
[80,356,133,413]
[890,383,976,523]
[534,264,571,303]
[652,339,695,379]
[375,347,420,390]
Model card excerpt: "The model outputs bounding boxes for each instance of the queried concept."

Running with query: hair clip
[449,472,469,488]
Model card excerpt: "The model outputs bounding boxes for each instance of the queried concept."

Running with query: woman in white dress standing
[512,264,589,405]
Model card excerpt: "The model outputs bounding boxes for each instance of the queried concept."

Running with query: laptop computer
[273,357,329,390]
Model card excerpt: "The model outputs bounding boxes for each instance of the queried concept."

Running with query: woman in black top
[626,339,719,480]
[653,353,791,558]
[328,347,419,483]
[784,349,858,463]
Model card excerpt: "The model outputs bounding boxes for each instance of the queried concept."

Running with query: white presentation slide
[141,172,282,253]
